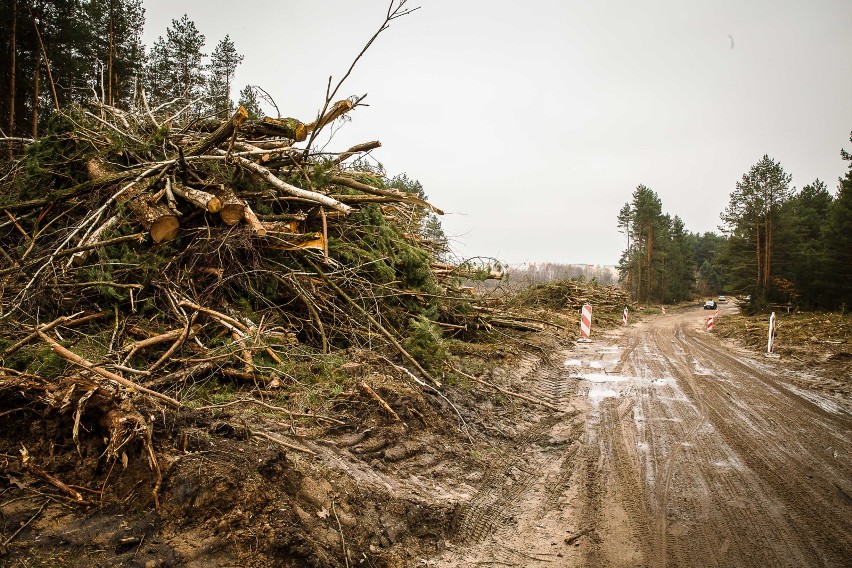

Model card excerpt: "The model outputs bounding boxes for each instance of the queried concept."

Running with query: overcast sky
[141,0,852,266]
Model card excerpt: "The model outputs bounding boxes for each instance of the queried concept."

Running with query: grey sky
[142,0,852,266]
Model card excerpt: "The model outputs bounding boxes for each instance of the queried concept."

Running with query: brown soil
[3,305,851,567]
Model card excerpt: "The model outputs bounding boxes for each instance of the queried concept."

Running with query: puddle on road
[578,373,630,402]
[563,358,621,369]
[566,342,683,410]
[588,383,621,401]
[574,366,674,407]
[581,373,628,383]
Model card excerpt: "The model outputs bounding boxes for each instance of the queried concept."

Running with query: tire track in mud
[442,310,851,567]
[570,335,656,568]
[580,311,852,567]
[445,350,586,566]
[528,350,577,408]
[647,326,714,568]
[656,325,805,565]
[452,416,561,545]
[618,313,852,567]
[668,324,852,566]
[646,326,775,567]
[595,397,655,565]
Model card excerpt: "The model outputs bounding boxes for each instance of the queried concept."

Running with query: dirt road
[434,306,852,567]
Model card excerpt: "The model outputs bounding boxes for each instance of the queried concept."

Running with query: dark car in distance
[704,300,717,310]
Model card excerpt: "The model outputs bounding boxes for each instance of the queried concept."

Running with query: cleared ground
[435,306,852,567]
[4,306,850,567]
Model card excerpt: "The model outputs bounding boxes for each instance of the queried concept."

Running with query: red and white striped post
[706,311,715,332]
[767,311,776,354]
[622,307,629,326]
[580,304,592,340]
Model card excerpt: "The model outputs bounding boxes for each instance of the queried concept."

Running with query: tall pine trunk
[755,216,762,295]
[8,0,16,138]
[646,227,653,302]
[29,1,59,111]
[107,4,114,106]
[764,213,772,296]
[636,238,643,302]
[31,53,40,138]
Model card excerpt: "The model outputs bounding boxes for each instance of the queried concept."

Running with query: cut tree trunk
[306,99,354,134]
[243,116,308,141]
[128,197,179,243]
[119,182,179,243]
[186,106,249,156]
[243,203,266,236]
[172,182,222,213]
[335,140,381,164]
[330,175,443,214]
[214,186,245,225]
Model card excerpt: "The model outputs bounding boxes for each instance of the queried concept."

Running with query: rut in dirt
[574,307,852,568]
[434,308,852,568]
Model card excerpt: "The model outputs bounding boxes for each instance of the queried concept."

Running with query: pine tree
[617,185,668,303]
[86,0,145,108]
[1,0,92,135]
[824,134,852,310]
[720,155,793,303]
[206,35,243,118]
[663,216,695,302]
[691,232,727,296]
[776,179,832,308]
[145,14,205,121]
[633,185,665,302]
[144,37,171,107]
[237,85,263,119]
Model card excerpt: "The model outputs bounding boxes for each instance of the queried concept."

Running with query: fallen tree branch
[252,431,316,455]
[331,175,443,214]
[564,528,594,545]
[334,140,381,164]
[194,397,344,425]
[185,106,249,156]
[4,311,109,355]
[37,331,182,409]
[359,381,401,422]
[21,446,83,502]
[450,365,562,412]
[228,155,352,213]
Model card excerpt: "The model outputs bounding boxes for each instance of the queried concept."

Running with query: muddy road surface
[434,307,852,567]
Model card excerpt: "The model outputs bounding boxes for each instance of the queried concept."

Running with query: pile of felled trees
[1,97,458,384]
[1,93,567,492]
[505,278,633,328]
[0,96,483,504]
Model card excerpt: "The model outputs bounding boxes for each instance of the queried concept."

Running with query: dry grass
[715,310,852,362]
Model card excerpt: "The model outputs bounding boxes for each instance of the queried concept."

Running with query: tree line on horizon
[617,136,852,312]
[1,0,264,140]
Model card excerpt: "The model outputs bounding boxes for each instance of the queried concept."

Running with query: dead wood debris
[0,96,563,505]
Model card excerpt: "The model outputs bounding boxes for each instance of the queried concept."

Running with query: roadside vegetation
[714,310,851,380]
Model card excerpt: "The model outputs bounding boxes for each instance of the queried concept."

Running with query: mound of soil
[1,296,626,567]
[1,362,475,567]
